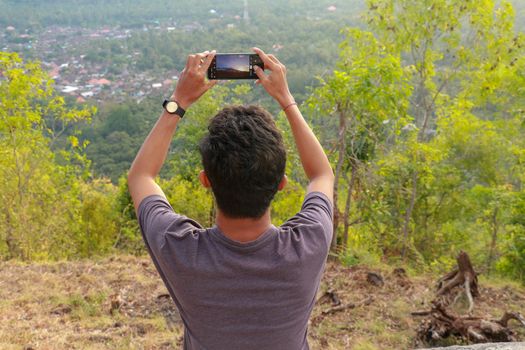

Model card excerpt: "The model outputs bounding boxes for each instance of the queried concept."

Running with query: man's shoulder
[283,191,333,226]
[301,191,333,213]
[276,191,334,250]
[138,194,205,241]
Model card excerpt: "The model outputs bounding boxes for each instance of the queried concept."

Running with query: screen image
[216,54,250,78]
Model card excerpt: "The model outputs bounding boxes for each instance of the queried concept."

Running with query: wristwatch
[162,99,186,118]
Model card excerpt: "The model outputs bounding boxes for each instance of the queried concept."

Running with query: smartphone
[207,53,264,80]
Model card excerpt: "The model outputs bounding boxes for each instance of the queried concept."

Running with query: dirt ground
[0,255,523,350]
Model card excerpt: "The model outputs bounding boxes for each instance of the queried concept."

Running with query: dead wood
[414,251,524,346]
[411,310,432,316]
[317,289,341,306]
[435,251,479,312]
[498,312,525,328]
[366,272,384,287]
[321,296,373,316]
[416,302,524,343]
[393,267,413,289]
[311,294,373,327]
[50,304,72,315]
[109,292,123,314]
[393,267,407,277]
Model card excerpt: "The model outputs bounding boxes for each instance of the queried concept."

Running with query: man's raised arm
[252,48,334,204]
[127,50,217,213]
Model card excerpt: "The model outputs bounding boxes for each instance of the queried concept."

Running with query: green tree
[308,28,411,253]
[363,0,525,264]
[0,52,94,259]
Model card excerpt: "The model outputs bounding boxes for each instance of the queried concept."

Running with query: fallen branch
[417,302,525,343]
[498,312,525,328]
[321,296,373,316]
[411,310,432,317]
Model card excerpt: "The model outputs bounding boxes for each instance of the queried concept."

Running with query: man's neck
[215,209,272,243]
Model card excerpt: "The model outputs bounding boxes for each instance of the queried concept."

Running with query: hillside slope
[0,256,523,349]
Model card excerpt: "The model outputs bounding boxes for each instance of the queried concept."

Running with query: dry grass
[0,256,523,349]
[309,263,525,349]
[0,256,183,350]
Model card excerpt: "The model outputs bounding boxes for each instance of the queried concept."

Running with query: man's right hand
[172,50,217,110]
[252,47,295,108]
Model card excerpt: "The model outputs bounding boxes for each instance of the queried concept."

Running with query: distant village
[1,23,186,104]
[1,3,339,105]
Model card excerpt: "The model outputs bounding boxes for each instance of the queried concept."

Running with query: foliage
[308,27,412,251]
[159,175,214,227]
[78,179,120,256]
[305,0,525,283]
[271,179,306,226]
[0,51,94,259]
[1,0,525,287]
[82,99,158,183]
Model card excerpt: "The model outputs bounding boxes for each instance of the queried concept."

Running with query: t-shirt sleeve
[281,191,334,250]
[137,195,203,257]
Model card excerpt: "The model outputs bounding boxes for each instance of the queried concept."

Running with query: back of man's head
[199,105,286,219]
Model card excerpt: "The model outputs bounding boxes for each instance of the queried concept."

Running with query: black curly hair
[199,105,287,219]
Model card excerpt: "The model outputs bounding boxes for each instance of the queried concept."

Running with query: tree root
[414,251,525,345]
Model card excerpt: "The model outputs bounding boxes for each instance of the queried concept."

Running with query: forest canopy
[0,0,524,285]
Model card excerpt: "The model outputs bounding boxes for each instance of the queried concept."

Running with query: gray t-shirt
[138,191,333,350]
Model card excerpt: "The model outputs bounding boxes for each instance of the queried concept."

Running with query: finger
[178,68,187,80]
[185,55,195,69]
[252,47,277,70]
[253,65,268,82]
[193,55,204,70]
[267,54,280,65]
[189,52,208,70]
[196,51,209,64]
[189,54,204,69]
[201,50,216,71]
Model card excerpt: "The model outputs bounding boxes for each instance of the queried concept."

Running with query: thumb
[207,79,218,89]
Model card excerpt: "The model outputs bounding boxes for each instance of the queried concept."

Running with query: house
[88,78,111,85]
[62,86,79,94]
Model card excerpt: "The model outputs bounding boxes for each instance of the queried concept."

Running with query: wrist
[282,101,298,112]
[171,93,191,110]
[277,94,295,109]
[161,110,182,123]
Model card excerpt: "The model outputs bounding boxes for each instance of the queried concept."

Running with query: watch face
[166,101,178,113]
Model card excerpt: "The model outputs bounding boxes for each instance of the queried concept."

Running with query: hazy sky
[216,54,249,72]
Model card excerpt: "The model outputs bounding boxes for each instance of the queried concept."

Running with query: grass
[0,256,184,349]
[0,255,523,349]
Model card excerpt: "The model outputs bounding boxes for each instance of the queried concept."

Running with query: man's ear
[199,170,211,188]
[278,175,287,191]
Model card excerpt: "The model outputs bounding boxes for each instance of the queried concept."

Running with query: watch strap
[175,105,186,118]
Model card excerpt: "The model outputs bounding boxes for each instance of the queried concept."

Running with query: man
[128,47,334,350]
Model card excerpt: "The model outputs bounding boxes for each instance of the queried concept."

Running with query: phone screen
[216,54,250,78]
[208,53,263,80]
